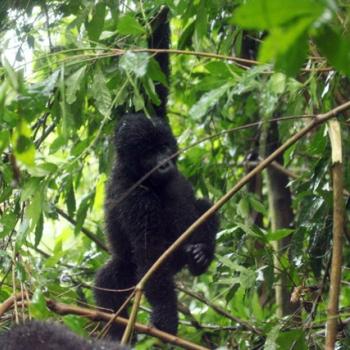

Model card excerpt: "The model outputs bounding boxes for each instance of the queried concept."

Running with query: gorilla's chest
[159,193,197,241]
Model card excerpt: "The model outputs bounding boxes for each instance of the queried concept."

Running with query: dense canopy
[0,1,350,349]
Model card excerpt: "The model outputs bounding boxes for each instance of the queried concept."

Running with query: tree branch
[326,119,345,349]
[122,101,350,342]
[0,294,209,350]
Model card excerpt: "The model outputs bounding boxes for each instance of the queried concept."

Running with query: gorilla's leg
[95,258,136,339]
[144,273,178,335]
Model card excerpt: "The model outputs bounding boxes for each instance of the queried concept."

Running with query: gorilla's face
[115,114,178,185]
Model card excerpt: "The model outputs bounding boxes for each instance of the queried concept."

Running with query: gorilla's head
[115,114,178,185]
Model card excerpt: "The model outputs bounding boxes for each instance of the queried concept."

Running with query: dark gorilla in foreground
[94,114,219,338]
[0,320,128,350]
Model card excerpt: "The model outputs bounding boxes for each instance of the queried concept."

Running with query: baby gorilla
[0,320,128,350]
[95,114,219,338]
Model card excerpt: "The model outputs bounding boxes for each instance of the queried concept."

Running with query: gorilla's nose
[158,160,173,173]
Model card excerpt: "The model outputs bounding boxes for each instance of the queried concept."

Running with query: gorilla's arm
[186,198,219,276]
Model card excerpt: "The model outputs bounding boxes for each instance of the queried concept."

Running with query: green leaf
[0,130,10,153]
[275,33,308,76]
[259,17,313,76]
[29,289,51,319]
[27,163,58,177]
[63,316,87,337]
[195,0,208,40]
[87,2,106,41]
[237,223,265,240]
[315,25,350,76]
[66,66,86,104]
[34,213,44,247]
[120,51,150,77]
[3,58,20,91]
[117,14,145,36]
[92,67,112,117]
[177,20,195,50]
[232,0,325,29]
[49,135,66,154]
[26,188,44,230]
[249,196,267,215]
[0,212,17,239]
[75,192,94,235]
[66,180,76,217]
[12,120,35,166]
[266,228,294,241]
[20,177,41,201]
[142,77,160,106]
[277,330,307,349]
[147,58,168,86]
[238,197,250,218]
[59,66,69,140]
[268,73,286,94]
[15,218,30,249]
[189,83,232,119]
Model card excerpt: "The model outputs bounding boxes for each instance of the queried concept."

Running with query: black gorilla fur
[0,320,128,350]
[94,6,219,339]
[94,114,219,338]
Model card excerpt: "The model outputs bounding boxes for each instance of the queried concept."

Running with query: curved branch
[123,101,350,338]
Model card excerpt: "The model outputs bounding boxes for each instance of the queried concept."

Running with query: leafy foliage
[0,0,350,349]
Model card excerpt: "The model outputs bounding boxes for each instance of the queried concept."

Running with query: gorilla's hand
[185,243,210,268]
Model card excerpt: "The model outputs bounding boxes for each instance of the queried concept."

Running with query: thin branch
[55,206,109,252]
[34,122,57,148]
[99,290,135,338]
[121,288,142,344]
[0,292,27,317]
[0,295,209,350]
[18,46,333,74]
[177,285,263,335]
[123,101,350,340]
[111,48,333,73]
[110,114,315,211]
[246,159,298,179]
[47,300,208,350]
[304,255,332,326]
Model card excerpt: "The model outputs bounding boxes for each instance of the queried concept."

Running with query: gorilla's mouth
[158,160,173,173]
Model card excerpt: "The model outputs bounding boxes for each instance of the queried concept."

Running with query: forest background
[0,0,350,349]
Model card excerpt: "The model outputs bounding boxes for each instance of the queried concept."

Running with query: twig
[123,101,350,341]
[177,285,263,335]
[99,291,135,338]
[35,123,57,148]
[0,296,209,350]
[55,206,109,252]
[110,114,315,211]
[46,300,209,350]
[121,288,142,344]
[304,256,332,326]
[11,249,19,324]
[326,119,345,349]
[0,293,27,317]
[111,48,333,72]
[246,159,298,179]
